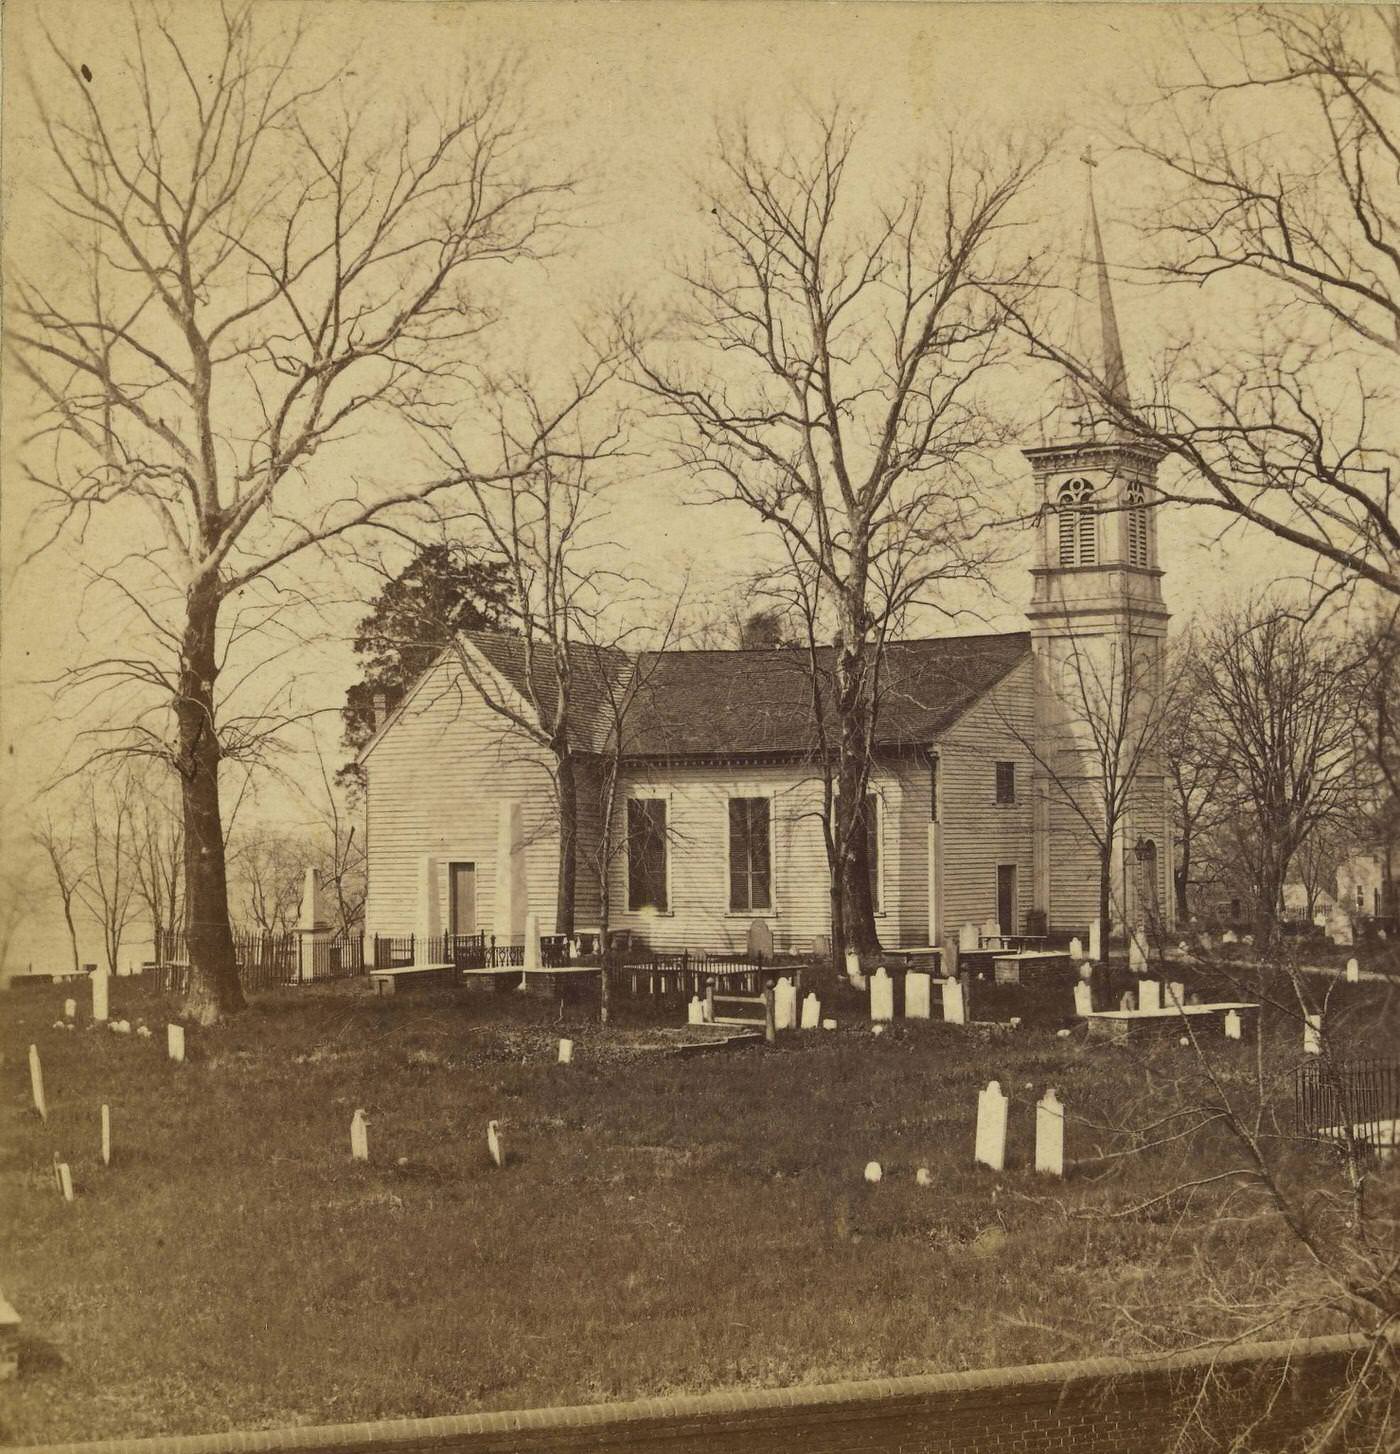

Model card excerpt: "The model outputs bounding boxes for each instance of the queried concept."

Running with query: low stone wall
[16,1333,1379,1454]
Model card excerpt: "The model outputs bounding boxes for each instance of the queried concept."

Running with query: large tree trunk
[555,747,577,938]
[834,619,881,957]
[177,579,244,1024]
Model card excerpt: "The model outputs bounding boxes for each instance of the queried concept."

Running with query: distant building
[1336,847,1399,921]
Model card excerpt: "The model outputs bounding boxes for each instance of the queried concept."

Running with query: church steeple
[1052,148,1130,443]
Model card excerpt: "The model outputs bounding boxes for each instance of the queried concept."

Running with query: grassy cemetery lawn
[2,969,1395,1443]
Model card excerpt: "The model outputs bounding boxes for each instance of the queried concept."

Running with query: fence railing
[1294,1058,1400,1161]
[153,927,366,991]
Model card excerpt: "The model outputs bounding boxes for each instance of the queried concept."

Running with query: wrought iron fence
[1294,1058,1400,1161]
[153,927,366,990]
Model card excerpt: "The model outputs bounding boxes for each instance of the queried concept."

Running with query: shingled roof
[463,628,1030,759]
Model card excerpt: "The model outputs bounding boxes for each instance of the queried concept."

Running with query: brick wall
[16,1333,1381,1454]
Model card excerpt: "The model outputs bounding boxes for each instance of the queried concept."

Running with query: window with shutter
[627,798,668,911]
[728,797,772,912]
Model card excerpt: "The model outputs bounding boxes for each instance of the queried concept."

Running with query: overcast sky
[0,1,1317,968]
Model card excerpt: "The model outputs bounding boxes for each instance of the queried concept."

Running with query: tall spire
[1052,147,1129,440]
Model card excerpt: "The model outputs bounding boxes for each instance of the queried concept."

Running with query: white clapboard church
[358,176,1174,954]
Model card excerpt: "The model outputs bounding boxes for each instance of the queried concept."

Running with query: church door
[997,864,1018,936]
[448,863,477,938]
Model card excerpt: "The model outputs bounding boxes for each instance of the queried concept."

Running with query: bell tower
[1024,153,1173,938]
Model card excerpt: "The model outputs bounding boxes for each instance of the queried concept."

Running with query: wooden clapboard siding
[1045,787,1102,933]
[605,760,921,952]
[363,654,562,937]
[933,657,1037,939]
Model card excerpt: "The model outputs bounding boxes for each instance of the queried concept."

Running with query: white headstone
[350,1108,369,1161]
[63,998,76,1020]
[487,1119,504,1168]
[904,971,931,1020]
[863,1160,882,1184]
[1138,979,1161,1013]
[1035,1089,1065,1177]
[1224,1010,1242,1041]
[167,1024,185,1064]
[1346,958,1360,984]
[1221,928,1238,944]
[800,993,821,1030]
[773,976,797,1031]
[114,1019,131,1035]
[1167,981,1186,1009]
[982,917,1001,945]
[959,921,979,953]
[942,978,966,1026]
[915,1167,932,1187]
[1068,937,1083,962]
[1119,990,1137,1012]
[136,1024,152,1038]
[101,1104,111,1167]
[523,913,542,972]
[493,800,527,944]
[821,1018,838,1031]
[57,1163,74,1202]
[299,866,327,932]
[91,970,109,1024]
[1303,1013,1322,1056]
[557,1038,573,1065]
[869,967,894,1022]
[28,1045,46,1121]
[1128,928,1149,972]
[975,1080,1009,1172]
[1073,981,1094,1017]
[1088,918,1102,961]
[845,950,866,991]
[687,996,705,1026]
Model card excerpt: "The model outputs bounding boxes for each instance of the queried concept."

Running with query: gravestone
[523,913,542,972]
[915,1167,932,1187]
[687,996,705,1026]
[1221,929,1238,944]
[91,970,109,1024]
[869,967,894,1022]
[493,800,527,946]
[1167,981,1186,1009]
[746,919,774,959]
[1224,1010,1242,1041]
[63,999,76,1021]
[167,1024,185,1064]
[1088,918,1102,961]
[1128,928,1148,972]
[981,917,1001,945]
[1069,937,1083,962]
[350,1109,369,1162]
[822,1018,838,1031]
[863,1161,882,1184]
[57,1164,74,1202]
[1138,979,1161,1013]
[487,1119,505,1168]
[959,922,979,953]
[1303,1013,1322,1056]
[844,950,865,989]
[904,971,931,1020]
[1035,1089,1065,1177]
[942,934,960,978]
[941,978,966,1026]
[557,1039,574,1065]
[28,1045,45,1121]
[1346,958,1360,984]
[1073,981,1094,1017]
[773,976,797,1031]
[1119,990,1136,1012]
[974,1080,1008,1172]
[800,992,821,1030]
[101,1104,111,1167]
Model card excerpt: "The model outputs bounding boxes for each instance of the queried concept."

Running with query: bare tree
[228,828,304,937]
[1161,629,1233,923]
[128,762,185,956]
[9,5,576,1021]
[33,810,87,975]
[1194,603,1366,940]
[1011,9,1399,601]
[628,107,1044,958]
[73,770,141,975]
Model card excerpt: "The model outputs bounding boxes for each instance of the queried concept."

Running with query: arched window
[1057,478,1098,566]
[1125,482,1150,567]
